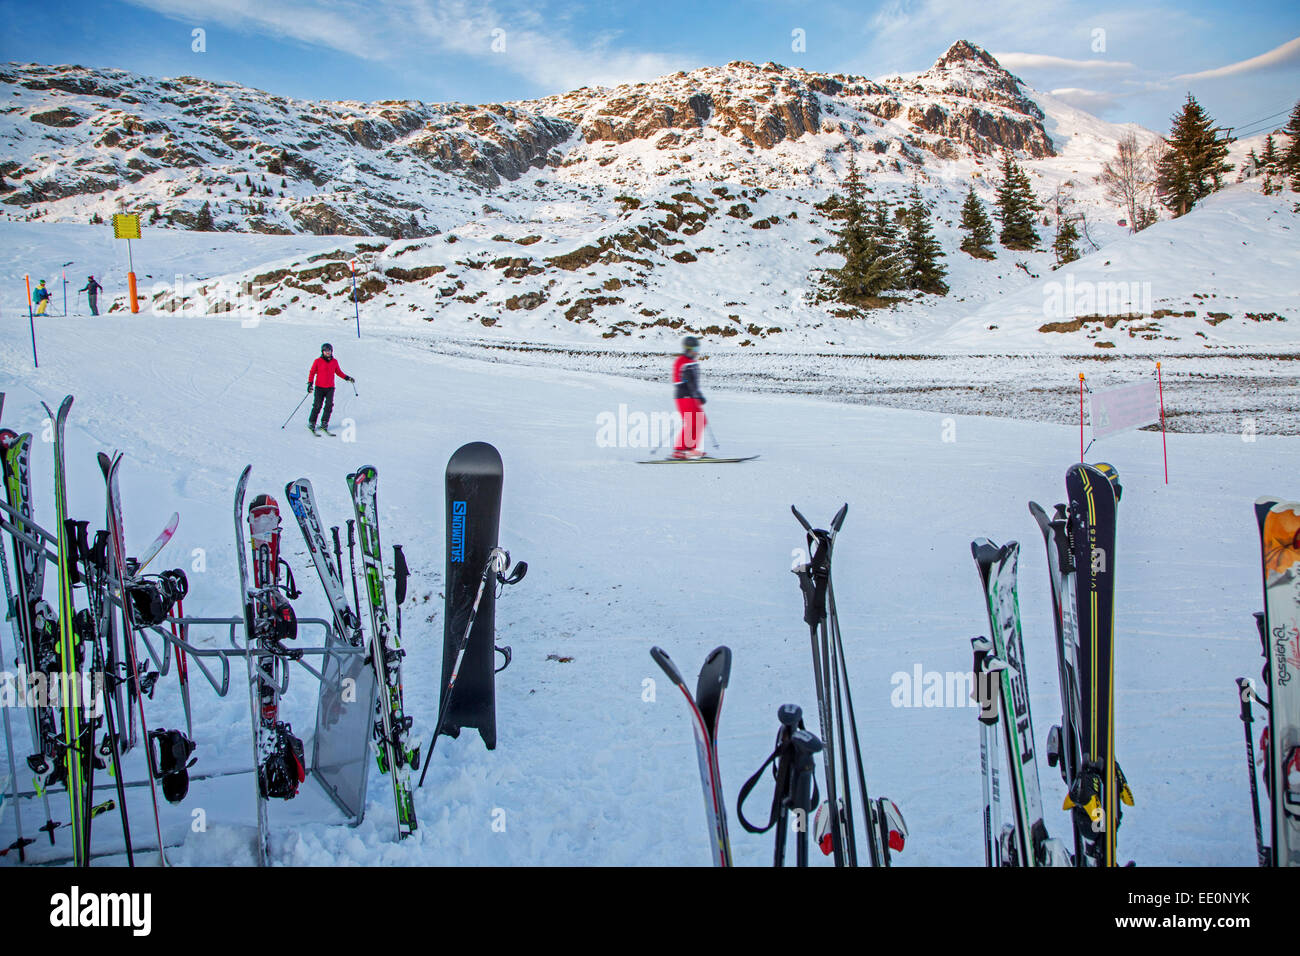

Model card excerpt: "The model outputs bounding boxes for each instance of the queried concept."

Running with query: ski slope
[0,310,1290,866]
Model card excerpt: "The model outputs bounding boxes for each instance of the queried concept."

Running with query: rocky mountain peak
[932,40,1002,72]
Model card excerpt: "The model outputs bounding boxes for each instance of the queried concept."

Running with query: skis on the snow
[1028,499,1087,863]
[99,450,170,866]
[971,635,1009,865]
[1063,462,1132,867]
[41,397,96,867]
[285,478,363,647]
[971,537,1069,867]
[1256,498,1300,866]
[346,465,417,839]
[651,645,733,867]
[234,466,306,866]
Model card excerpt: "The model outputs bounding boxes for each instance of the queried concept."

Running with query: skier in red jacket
[672,335,707,459]
[306,343,355,435]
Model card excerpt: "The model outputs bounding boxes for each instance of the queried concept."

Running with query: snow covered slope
[3,42,1229,353]
[0,312,1289,866]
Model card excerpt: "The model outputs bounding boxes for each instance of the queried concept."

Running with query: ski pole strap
[736,745,784,834]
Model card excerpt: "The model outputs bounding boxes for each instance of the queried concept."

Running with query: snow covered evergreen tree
[959,187,995,258]
[902,184,948,293]
[995,151,1040,250]
[1156,94,1233,216]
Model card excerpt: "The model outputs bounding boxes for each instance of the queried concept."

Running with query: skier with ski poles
[78,275,103,316]
[672,335,707,459]
[32,280,51,316]
[306,343,356,436]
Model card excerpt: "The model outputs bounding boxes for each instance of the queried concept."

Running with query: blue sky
[1,0,1296,134]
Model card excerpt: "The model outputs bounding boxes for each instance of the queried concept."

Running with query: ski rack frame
[0,499,368,832]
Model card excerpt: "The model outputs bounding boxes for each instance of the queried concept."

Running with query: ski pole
[706,422,720,451]
[418,548,525,787]
[1236,677,1269,867]
[173,598,192,739]
[392,545,409,641]
[346,520,360,619]
[280,391,311,429]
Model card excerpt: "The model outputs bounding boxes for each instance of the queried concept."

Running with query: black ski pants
[309,386,335,428]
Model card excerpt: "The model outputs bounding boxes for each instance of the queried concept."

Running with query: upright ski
[99,451,169,866]
[42,397,93,866]
[234,467,306,866]
[971,538,1068,866]
[1259,501,1300,866]
[651,645,733,866]
[1063,462,1132,866]
[346,465,417,839]
[1028,500,1086,863]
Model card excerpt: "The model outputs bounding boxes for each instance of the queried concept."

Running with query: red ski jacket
[308,357,351,389]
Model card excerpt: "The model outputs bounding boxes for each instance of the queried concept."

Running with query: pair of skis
[234,468,307,866]
[1025,461,1132,867]
[970,538,1070,866]
[651,646,733,866]
[1240,497,1300,867]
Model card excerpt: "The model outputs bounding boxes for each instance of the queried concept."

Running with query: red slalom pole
[1078,372,1085,462]
[1157,361,1168,484]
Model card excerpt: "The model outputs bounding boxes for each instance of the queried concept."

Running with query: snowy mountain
[2,43,1295,360]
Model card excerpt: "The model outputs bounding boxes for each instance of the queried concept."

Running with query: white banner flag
[1090,380,1161,439]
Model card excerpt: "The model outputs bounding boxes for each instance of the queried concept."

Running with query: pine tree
[1260,134,1280,194]
[244,174,253,188]
[1156,93,1233,216]
[193,201,215,231]
[1053,217,1081,267]
[1285,100,1300,192]
[958,187,995,258]
[995,151,1040,249]
[902,184,948,293]
[823,154,901,303]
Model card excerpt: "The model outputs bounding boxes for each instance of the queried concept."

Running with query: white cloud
[1175,35,1300,81]
[1048,87,1120,113]
[126,0,390,62]
[995,53,1136,73]
[124,0,691,93]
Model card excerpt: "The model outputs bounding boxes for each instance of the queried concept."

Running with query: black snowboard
[440,442,504,750]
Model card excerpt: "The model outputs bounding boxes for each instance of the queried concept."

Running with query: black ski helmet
[682,335,700,352]
[321,342,333,353]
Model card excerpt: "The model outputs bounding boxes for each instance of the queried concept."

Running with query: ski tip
[831,503,848,532]
[650,646,686,686]
[791,505,811,531]
[704,646,733,687]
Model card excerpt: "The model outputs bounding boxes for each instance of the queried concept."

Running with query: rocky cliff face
[0,41,1057,235]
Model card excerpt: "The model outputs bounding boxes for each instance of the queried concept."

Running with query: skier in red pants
[306,343,355,435]
[673,335,707,459]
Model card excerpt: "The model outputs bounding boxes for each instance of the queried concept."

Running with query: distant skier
[32,280,51,315]
[672,335,707,459]
[306,342,355,436]
[79,275,103,315]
